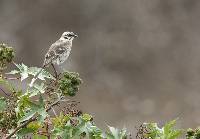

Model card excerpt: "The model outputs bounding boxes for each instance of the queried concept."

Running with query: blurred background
[1,0,200,135]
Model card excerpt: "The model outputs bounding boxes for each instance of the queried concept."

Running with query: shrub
[0,44,129,139]
[1,43,199,139]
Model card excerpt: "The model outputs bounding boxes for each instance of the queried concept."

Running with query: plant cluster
[58,71,82,97]
[1,43,199,139]
[135,120,200,139]
[136,119,182,139]
[0,43,14,70]
[186,128,200,139]
[0,44,129,139]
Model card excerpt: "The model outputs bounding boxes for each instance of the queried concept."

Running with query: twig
[5,96,63,139]
[46,96,63,111]
[4,117,37,139]
[46,121,50,139]
[0,87,10,96]
[51,107,57,117]
[3,77,20,80]
[60,99,70,102]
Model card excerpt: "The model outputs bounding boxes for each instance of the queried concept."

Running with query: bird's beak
[73,33,78,38]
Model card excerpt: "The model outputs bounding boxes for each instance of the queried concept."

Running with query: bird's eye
[64,33,73,39]
[67,34,73,37]
[64,36,68,39]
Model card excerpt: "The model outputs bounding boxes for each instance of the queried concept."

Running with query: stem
[0,87,9,96]
[46,96,63,111]
[51,107,57,117]
[46,121,50,139]
[4,117,37,139]
[3,77,20,80]
[5,97,63,139]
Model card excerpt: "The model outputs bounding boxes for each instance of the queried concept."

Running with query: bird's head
[60,31,78,41]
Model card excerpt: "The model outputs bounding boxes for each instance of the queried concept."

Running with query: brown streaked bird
[43,31,78,67]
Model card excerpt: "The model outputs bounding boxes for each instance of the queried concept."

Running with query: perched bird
[30,31,78,86]
[43,31,78,67]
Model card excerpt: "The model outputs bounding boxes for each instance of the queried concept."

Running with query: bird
[43,31,78,67]
[30,31,78,87]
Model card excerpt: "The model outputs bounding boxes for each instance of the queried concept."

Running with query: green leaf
[119,128,128,139]
[28,67,41,76]
[74,119,89,137]
[38,109,47,122]
[168,130,182,139]
[16,95,30,117]
[81,113,93,122]
[37,95,47,122]
[29,83,47,97]
[163,119,177,137]
[16,127,35,137]
[106,126,127,139]
[33,134,47,139]
[27,121,42,131]
[38,94,45,107]
[52,126,71,139]
[19,109,37,123]
[38,69,55,80]
[21,63,29,81]
[14,62,22,70]
[144,120,182,139]
[9,64,54,83]
[29,67,55,80]
[108,126,119,139]
[19,95,47,123]
[19,96,45,123]
[51,112,70,128]
[0,97,6,112]
[6,70,20,75]
[12,63,29,81]
[29,67,55,87]
[88,125,103,139]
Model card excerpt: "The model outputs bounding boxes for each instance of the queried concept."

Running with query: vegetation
[0,43,199,139]
[0,43,129,139]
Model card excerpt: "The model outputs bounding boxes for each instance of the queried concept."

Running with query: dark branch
[0,87,9,96]
[3,77,20,80]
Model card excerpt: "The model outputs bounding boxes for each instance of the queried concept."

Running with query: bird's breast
[55,48,71,65]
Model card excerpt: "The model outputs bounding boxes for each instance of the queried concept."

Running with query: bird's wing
[43,40,63,66]
[43,49,56,67]
[43,40,71,66]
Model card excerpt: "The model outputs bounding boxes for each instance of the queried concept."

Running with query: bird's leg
[51,63,58,79]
